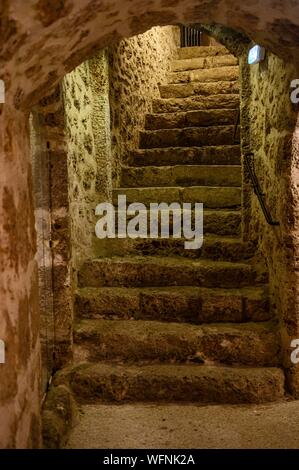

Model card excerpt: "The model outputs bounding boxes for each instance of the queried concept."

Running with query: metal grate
[180,26,201,47]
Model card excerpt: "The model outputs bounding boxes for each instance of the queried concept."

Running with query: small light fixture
[248,45,266,65]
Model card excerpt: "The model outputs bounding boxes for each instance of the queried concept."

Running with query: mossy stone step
[131,146,241,167]
[145,109,238,130]
[139,125,238,148]
[168,66,239,84]
[78,256,266,289]
[112,186,241,208]
[94,236,253,262]
[110,209,241,237]
[73,319,280,367]
[178,46,230,60]
[159,80,239,99]
[153,94,240,113]
[55,362,285,404]
[172,55,238,72]
[75,285,271,323]
[121,165,241,188]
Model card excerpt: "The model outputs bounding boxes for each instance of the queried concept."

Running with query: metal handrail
[233,109,240,144]
[244,153,279,226]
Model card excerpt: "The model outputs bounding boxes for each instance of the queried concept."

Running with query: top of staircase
[178,46,230,60]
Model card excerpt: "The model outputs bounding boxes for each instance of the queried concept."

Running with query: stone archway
[1,0,299,448]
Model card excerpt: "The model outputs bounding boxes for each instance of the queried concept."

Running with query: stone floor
[66,399,299,449]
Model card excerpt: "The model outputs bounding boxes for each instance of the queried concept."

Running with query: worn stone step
[153,94,240,113]
[111,209,241,237]
[74,319,280,367]
[203,210,241,236]
[112,186,241,208]
[131,146,241,167]
[112,187,241,211]
[93,236,253,262]
[55,362,285,404]
[78,257,266,289]
[159,81,239,99]
[168,66,239,84]
[178,46,230,60]
[54,363,285,404]
[172,55,238,72]
[121,165,241,188]
[139,125,238,149]
[145,109,238,130]
[75,285,271,323]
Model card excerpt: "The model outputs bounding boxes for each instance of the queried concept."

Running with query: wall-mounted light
[248,45,266,65]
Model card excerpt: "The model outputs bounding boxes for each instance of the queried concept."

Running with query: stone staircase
[57,45,285,404]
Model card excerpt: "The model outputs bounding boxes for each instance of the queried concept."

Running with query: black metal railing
[244,153,279,226]
[233,109,240,144]
[180,26,201,47]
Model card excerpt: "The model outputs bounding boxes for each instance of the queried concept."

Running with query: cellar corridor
[2,0,299,449]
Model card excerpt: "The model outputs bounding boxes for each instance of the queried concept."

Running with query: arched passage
[1,0,299,448]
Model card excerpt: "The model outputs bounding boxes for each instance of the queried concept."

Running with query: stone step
[73,319,280,367]
[93,236,253,262]
[112,186,241,208]
[112,209,241,237]
[56,362,285,404]
[131,146,241,167]
[168,66,239,84]
[121,165,241,188]
[75,285,271,323]
[145,109,238,130]
[178,46,230,60]
[139,125,238,149]
[78,256,267,289]
[112,186,241,209]
[160,81,239,99]
[153,94,240,113]
[172,55,238,72]
[54,363,285,404]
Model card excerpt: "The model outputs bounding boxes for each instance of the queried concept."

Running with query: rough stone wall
[2,0,299,449]
[204,23,299,395]
[63,51,112,270]
[245,54,299,395]
[29,51,113,387]
[30,85,73,373]
[0,106,41,448]
[30,111,55,392]
[4,0,299,113]
[109,26,179,183]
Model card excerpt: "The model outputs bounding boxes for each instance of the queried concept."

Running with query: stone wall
[108,26,179,184]
[28,52,114,382]
[245,53,299,395]
[0,106,41,448]
[63,51,112,270]
[63,27,179,267]
[198,23,299,395]
[3,0,299,449]
[30,110,55,391]
[30,85,74,374]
